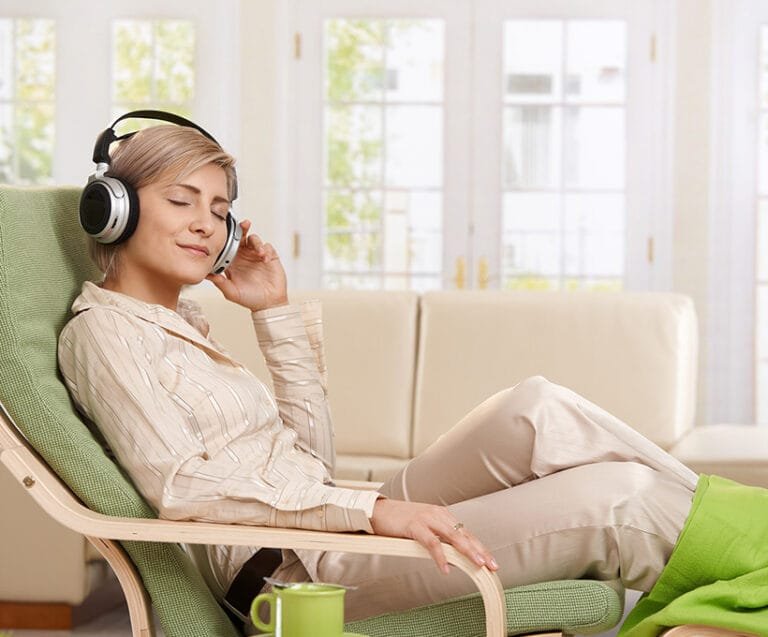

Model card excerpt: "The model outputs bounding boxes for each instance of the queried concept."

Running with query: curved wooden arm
[1,443,506,637]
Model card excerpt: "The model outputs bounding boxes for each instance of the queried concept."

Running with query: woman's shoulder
[60,298,147,347]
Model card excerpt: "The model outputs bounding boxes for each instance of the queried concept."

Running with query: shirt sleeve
[251,301,336,475]
[57,307,378,533]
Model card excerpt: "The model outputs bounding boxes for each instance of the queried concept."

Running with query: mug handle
[250,592,276,633]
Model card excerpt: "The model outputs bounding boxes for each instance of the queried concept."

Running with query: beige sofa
[3,288,767,616]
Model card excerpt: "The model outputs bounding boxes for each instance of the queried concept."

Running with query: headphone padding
[115,180,140,244]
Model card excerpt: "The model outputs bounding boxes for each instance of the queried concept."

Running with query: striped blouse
[57,281,379,592]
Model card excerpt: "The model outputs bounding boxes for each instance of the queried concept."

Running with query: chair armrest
[334,478,384,490]
[1,444,506,637]
[661,626,757,637]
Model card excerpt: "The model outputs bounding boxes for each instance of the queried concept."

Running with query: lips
[178,244,210,256]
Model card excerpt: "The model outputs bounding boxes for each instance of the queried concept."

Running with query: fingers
[413,528,451,574]
[237,221,281,263]
[418,511,499,575]
[442,522,499,572]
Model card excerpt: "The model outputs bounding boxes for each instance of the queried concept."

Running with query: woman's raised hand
[206,220,288,312]
[370,498,499,575]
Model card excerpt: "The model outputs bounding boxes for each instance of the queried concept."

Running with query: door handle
[454,257,466,289]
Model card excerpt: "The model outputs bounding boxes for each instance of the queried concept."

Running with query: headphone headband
[92,110,237,200]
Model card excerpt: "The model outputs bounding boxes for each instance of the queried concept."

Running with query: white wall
[672,0,712,424]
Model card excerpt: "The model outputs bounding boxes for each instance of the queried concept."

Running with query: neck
[102,271,181,311]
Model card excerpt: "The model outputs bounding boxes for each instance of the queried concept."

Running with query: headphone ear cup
[211,214,241,274]
[79,175,140,245]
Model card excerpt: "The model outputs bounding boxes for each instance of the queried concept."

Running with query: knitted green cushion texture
[346,579,623,637]
[0,186,239,637]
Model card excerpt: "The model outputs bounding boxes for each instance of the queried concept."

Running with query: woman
[57,115,713,631]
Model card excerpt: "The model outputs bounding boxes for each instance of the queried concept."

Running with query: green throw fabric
[346,579,623,636]
[0,186,624,637]
[619,474,768,636]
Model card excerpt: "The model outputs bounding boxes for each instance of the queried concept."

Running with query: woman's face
[118,163,230,289]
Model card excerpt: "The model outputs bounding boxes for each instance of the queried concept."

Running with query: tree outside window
[0,18,55,185]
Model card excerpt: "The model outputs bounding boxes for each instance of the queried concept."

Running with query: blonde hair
[87,124,237,277]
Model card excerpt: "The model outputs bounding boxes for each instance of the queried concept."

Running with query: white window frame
[1,0,240,197]
[283,0,676,291]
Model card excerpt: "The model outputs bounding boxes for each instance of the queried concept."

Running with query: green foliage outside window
[0,18,55,185]
[112,19,194,126]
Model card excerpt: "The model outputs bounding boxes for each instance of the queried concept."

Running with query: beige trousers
[316,376,699,621]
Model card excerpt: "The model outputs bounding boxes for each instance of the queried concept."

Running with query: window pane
[325,105,383,187]
[323,273,381,290]
[323,18,444,290]
[564,193,624,277]
[155,21,195,104]
[15,19,55,101]
[0,20,11,100]
[565,107,624,189]
[385,20,443,102]
[16,103,54,182]
[0,104,12,182]
[565,21,626,103]
[0,18,54,185]
[504,21,562,103]
[112,19,194,113]
[385,190,442,274]
[502,193,561,279]
[324,230,381,272]
[113,21,153,104]
[503,106,562,189]
[385,106,442,187]
[325,19,385,102]
[325,189,382,230]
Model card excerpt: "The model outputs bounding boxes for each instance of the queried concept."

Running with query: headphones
[79,110,241,275]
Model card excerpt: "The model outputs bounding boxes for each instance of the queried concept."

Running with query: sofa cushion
[336,454,409,482]
[670,424,768,488]
[186,287,418,460]
[413,291,698,455]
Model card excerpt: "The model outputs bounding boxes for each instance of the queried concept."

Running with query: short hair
[86,124,237,277]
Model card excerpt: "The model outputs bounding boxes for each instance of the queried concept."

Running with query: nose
[190,205,215,236]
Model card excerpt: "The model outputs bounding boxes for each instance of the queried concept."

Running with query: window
[323,19,445,290]
[112,19,195,123]
[0,18,55,185]
[291,0,669,292]
[501,20,626,291]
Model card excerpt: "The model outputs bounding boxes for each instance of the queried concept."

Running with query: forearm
[252,301,336,472]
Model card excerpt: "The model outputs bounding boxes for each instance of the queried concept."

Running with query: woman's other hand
[371,498,499,575]
[206,220,288,311]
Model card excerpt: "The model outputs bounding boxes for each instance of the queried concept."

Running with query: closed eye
[212,210,228,221]
[168,199,191,207]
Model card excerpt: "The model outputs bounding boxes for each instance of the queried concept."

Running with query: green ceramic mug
[250,582,346,637]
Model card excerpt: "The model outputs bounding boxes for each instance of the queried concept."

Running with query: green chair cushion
[346,579,623,637]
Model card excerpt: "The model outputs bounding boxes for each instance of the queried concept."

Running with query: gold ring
[453,522,464,531]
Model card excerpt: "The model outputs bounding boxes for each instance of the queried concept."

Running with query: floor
[6,590,642,637]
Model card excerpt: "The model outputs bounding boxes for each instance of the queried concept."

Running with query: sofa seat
[670,424,768,488]
[336,454,409,482]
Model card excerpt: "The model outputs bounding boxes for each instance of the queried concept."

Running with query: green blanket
[619,474,768,636]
